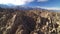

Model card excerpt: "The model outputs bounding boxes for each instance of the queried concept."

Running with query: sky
[0,0,60,10]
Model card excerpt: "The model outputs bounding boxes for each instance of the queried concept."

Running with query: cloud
[37,0,48,2]
[42,7,60,10]
[0,0,49,5]
[44,7,60,10]
[36,6,60,10]
[0,0,34,5]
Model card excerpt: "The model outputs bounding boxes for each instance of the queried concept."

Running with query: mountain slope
[0,8,60,34]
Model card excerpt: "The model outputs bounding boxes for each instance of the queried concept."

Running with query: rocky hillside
[0,8,60,34]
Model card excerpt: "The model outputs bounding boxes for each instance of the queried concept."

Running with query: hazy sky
[0,0,60,10]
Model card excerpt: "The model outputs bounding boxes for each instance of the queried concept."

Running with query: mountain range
[0,4,60,12]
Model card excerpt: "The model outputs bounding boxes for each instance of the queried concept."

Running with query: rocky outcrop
[0,8,60,34]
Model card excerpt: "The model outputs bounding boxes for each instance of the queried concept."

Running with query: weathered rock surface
[0,8,60,34]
